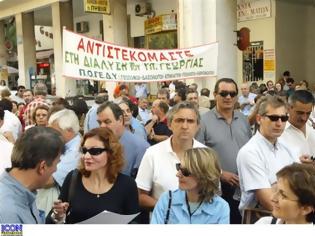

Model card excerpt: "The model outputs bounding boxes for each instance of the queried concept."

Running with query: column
[15,12,37,88]
[102,0,127,100]
[0,20,7,66]
[52,0,76,98]
[178,0,237,97]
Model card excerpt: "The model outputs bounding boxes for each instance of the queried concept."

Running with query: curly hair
[182,147,221,202]
[78,127,124,183]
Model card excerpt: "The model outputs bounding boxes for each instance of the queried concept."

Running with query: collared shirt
[83,103,100,133]
[238,93,257,116]
[120,130,150,177]
[0,171,44,224]
[136,137,205,200]
[138,107,151,125]
[130,117,147,141]
[0,110,22,141]
[237,131,299,213]
[53,134,81,186]
[196,108,252,173]
[279,121,315,157]
[151,189,230,224]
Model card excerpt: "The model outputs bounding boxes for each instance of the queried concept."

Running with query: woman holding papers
[256,163,315,224]
[151,148,230,224]
[49,127,140,223]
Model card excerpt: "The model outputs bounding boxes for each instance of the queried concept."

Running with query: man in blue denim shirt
[0,127,65,223]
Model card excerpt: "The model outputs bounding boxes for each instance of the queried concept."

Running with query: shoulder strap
[164,190,172,224]
[271,217,277,224]
[68,169,78,204]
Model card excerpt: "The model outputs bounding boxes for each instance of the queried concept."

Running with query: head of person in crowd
[11,100,18,114]
[48,109,80,143]
[33,83,48,99]
[188,83,198,92]
[174,88,187,104]
[95,90,109,104]
[138,96,149,111]
[97,101,125,138]
[167,101,200,143]
[240,83,250,97]
[32,105,50,127]
[283,70,291,80]
[287,90,314,130]
[71,96,89,121]
[186,89,199,107]
[266,80,274,91]
[256,95,288,144]
[10,126,65,190]
[1,88,11,100]
[286,78,295,89]
[259,83,268,95]
[23,89,34,104]
[17,103,25,113]
[214,78,238,111]
[16,85,25,99]
[52,97,70,109]
[275,82,283,93]
[0,98,13,112]
[200,88,210,97]
[157,88,170,105]
[296,80,309,91]
[117,98,134,131]
[178,147,221,202]
[271,163,315,224]
[78,127,124,183]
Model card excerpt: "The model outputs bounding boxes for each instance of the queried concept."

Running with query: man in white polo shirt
[136,101,206,212]
[237,95,299,215]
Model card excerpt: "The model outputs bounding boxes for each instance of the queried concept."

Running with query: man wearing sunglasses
[237,95,299,217]
[196,78,252,224]
[279,90,315,164]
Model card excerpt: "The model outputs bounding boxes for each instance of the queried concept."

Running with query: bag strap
[271,217,277,224]
[164,190,172,224]
[68,169,78,204]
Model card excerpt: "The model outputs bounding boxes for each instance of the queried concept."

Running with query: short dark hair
[158,101,169,114]
[17,85,25,91]
[0,99,13,112]
[288,90,314,106]
[200,88,210,97]
[214,78,238,94]
[286,77,295,84]
[158,88,170,99]
[176,88,187,101]
[11,127,65,169]
[97,101,124,121]
[283,71,290,77]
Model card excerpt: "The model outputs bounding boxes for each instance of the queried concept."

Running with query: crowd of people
[0,73,315,225]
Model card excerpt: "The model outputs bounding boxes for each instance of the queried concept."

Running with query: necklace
[185,193,202,216]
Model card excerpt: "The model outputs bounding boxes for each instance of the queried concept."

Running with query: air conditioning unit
[135,2,151,16]
[76,21,89,33]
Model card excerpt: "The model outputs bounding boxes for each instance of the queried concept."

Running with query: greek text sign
[62,29,218,82]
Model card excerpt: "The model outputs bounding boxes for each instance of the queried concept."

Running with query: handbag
[242,208,272,224]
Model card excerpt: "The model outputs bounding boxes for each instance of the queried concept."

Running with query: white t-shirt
[0,135,13,175]
[136,137,205,200]
[237,131,299,213]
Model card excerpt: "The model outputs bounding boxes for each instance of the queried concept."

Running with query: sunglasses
[176,163,191,177]
[218,91,237,98]
[81,147,107,156]
[264,115,289,122]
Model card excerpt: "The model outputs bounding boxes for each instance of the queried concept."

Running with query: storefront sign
[35,26,53,51]
[84,0,110,15]
[145,14,177,35]
[237,0,271,22]
[62,29,218,82]
[264,49,275,80]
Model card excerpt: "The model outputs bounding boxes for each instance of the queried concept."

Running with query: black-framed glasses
[218,91,237,98]
[264,115,289,122]
[81,147,107,156]
[175,163,191,177]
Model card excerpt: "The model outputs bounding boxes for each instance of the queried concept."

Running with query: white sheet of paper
[78,210,139,224]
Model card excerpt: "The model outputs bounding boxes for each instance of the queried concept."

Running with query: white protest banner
[62,29,218,82]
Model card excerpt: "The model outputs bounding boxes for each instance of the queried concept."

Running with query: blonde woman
[151,147,230,224]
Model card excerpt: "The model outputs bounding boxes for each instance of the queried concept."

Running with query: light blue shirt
[131,117,147,140]
[151,189,230,224]
[138,107,151,125]
[53,134,81,186]
[120,130,150,177]
[238,92,257,116]
[84,104,100,133]
[0,171,44,224]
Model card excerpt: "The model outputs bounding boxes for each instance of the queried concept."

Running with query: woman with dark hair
[49,127,139,224]
[256,163,315,224]
[25,105,49,130]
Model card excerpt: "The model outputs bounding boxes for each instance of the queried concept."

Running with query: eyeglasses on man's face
[81,147,107,156]
[176,163,191,177]
[218,91,237,98]
[264,114,289,122]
